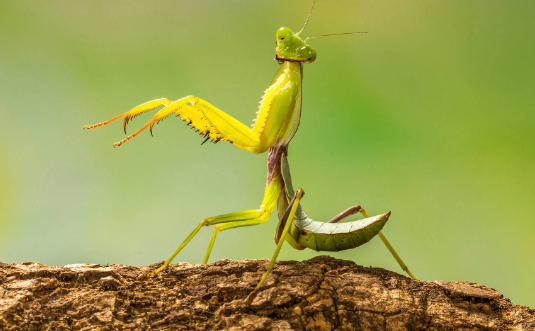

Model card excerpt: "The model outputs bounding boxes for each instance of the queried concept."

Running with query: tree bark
[0,256,533,330]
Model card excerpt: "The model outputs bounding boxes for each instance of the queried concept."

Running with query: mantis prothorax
[84,0,415,304]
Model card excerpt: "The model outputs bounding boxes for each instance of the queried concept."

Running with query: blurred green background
[1,0,534,307]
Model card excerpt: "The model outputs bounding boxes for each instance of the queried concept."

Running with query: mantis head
[275,0,367,64]
[275,27,317,63]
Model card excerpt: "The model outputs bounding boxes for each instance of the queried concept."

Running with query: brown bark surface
[0,256,533,330]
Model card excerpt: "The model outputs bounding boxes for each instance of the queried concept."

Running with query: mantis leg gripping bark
[84,0,415,304]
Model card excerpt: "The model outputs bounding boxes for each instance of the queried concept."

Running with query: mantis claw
[83,112,129,130]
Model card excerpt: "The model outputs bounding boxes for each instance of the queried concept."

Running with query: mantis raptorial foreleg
[85,9,419,299]
[244,188,305,306]
[85,96,260,149]
[83,98,174,131]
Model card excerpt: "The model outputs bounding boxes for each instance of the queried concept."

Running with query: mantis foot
[137,263,169,279]
[244,289,260,306]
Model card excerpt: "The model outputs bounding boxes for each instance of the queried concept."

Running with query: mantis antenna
[306,31,368,41]
[296,0,317,35]
[297,0,368,40]
[84,0,417,303]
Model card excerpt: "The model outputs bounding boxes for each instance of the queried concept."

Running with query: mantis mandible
[84,1,415,304]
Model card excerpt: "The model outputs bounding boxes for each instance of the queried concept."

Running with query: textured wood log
[0,256,533,330]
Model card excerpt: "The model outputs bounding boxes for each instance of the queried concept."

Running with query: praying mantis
[84,1,415,304]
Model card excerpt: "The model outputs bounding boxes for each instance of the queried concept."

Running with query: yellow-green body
[244,61,302,154]
[84,19,415,304]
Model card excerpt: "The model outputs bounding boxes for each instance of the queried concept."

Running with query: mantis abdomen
[287,213,390,252]
[279,152,390,252]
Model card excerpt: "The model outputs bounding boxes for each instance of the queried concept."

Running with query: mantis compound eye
[276,27,293,41]
[296,46,317,63]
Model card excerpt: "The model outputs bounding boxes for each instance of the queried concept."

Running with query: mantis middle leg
[139,178,282,278]
[244,188,305,305]
[281,153,416,279]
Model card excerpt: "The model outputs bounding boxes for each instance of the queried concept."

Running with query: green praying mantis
[84,1,415,304]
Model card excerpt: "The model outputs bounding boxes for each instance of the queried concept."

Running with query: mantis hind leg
[244,188,305,306]
[327,205,363,223]
[281,153,416,279]
[329,205,416,279]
